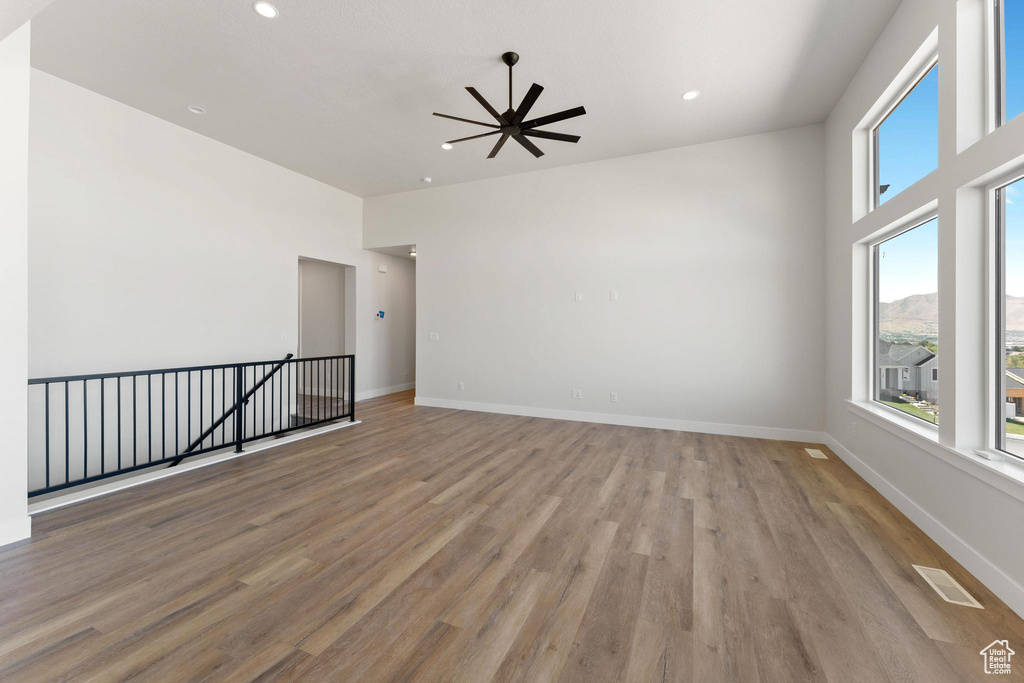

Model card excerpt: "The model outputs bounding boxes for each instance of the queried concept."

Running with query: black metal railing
[26,354,355,497]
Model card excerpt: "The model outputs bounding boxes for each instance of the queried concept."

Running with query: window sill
[846,399,1024,504]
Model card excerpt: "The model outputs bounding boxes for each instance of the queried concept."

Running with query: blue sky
[877,218,937,303]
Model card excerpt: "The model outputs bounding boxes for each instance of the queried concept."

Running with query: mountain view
[880,293,1024,343]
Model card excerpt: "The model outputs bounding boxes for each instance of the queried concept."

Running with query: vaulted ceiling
[30,0,901,197]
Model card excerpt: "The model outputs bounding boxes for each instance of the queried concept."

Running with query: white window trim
[870,57,940,210]
[852,28,939,221]
[986,167,1024,461]
[991,0,1005,130]
[866,211,940,428]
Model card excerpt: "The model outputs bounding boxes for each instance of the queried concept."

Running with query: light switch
[574,292,583,302]
[572,389,582,399]
[428,332,439,341]
[609,291,618,301]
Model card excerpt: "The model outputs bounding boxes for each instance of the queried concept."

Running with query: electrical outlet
[572,389,582,400]
[609,291,618,301]
[574,292,583,302]
[458,381,465,391]
[428,332,439,341]
[851,420,857,438]
[609,392,618,402]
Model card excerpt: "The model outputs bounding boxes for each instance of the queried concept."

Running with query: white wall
[824,0,1024,616]
[29,70,415,399]
[365,125,826,439]
[0,22,32,545]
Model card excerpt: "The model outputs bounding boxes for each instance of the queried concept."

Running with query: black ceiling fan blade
[512,134,545,158]
[520,129,581,143]
[521,106,586,130]
[487,133,510,158]
[447,130,501,144]
[466,87,508,125]
[511,83,544,126]
[433,112,500,129]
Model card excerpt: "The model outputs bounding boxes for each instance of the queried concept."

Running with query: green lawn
[882,400,938,424]
[1006,420,1024,435]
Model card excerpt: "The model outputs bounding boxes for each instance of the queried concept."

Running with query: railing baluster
[175,372,179,456]
[148,374,152,463]
[117,377,122,471]
[221,367,226,445]
[64,381,69,485]
[83,379,88,478]
[45,383,50,488]
[199,370,204,450]
[100,379,105,474]
[161,373,166,460]
[132,375,137,467]
[187,371,192,450]
[235,365,244,452]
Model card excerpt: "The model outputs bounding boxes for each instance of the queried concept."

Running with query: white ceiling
[30,0,900,198]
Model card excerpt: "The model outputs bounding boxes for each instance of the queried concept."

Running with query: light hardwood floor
[0,391,1021,681]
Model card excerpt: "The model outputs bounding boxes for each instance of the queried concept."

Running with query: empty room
[2,0,1024,680]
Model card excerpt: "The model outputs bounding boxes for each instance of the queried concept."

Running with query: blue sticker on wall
[378,311,385,319]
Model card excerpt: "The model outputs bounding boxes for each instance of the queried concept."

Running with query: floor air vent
[805,448,828,459]
[912,565,984,609]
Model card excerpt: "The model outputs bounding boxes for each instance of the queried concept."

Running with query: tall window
[873,218,939,424]
[996,179,1024,458]
[873,65,939,206]
[996,0,1024,124]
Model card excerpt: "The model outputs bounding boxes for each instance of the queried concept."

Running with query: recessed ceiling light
[440,142,453,150]
[682,90,701,101]
[253,2,278,18]
[186,105,206,114]
[421,177,432,183]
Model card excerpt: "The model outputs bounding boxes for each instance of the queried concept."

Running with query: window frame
[870,59,940,209]
[991,173,1024,462]
[870,213,940,427]
[994,0,1006,127]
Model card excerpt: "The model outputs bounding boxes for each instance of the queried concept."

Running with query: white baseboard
[0,515,31,548]
[357,382,415,402]
[824,433,1024,619]
[414,396,825,443]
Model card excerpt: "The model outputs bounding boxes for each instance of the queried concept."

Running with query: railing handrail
[27,353,355,385]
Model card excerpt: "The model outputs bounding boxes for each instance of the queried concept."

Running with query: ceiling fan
[433,52,586,159]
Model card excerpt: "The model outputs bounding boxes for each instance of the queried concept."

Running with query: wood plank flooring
[0,391,1021,681]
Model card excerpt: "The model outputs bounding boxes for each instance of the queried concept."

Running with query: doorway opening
[298,257,356,420]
